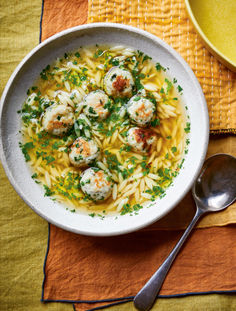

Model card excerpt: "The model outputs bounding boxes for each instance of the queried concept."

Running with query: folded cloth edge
[41,224,236,306]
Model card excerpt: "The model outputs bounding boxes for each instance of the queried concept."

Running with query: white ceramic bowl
[0,23,209,236]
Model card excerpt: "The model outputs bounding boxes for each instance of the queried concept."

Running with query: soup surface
[19,45,190,217]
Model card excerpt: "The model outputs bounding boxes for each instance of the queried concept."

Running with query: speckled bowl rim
[0,23,209,236]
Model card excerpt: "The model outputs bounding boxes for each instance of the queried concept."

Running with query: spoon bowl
[134,153,236,311]
[193,154,236,212]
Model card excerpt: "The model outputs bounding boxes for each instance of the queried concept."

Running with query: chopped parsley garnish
[110,58,119,66]
[141,161,150,176]
[164,78,173,94]
[41,140,49,147]
[160,87,164,94]
[52,141,62,150]
[19,141,35,162]
[40,64,50,80]
[120,203,143,215]
[31,173,38,179]
[119,145,132,153]
[88,107,97,115]
[43,185,54,196]
[151,118,160,127]
[45,155,55,164]
[155,62,166,72]
[184,122,191,133]
[19,46,188,216]
[142,55,152,63]
[94,49,103,58]
[177,85,183,93]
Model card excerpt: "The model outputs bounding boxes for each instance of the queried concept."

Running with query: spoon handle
[134,207,204,311]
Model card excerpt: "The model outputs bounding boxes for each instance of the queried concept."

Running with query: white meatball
[104,67,134,97]
[80,168,112,201]
[127,127,157,153]
[42,104,74,136]
[127,96,155,127]
[69,137,100,167]
[83,90,111,119]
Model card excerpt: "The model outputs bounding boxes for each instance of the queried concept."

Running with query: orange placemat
[42,224,236,311]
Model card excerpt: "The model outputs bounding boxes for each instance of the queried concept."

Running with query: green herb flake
[142,55,152,63]
[184,122,191,133]
[31,173,38,179]
[89,213,96,217]
[45,155,55,164]
[177,85,183,93]
[40,64,50,80]
[155,62,166,72]
[19,141,35,162]
[52,141,62,150]
[150,118,160,127]
[160,87,164,94]
[94,49,103,58]
[164,78,173,94]
[43,185,54,197]
[41,140,50,147]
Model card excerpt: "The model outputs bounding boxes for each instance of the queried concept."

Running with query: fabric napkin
[38,0,236,310]
[42,224,236,311]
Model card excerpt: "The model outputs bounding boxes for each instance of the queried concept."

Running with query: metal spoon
[134,153,236,311]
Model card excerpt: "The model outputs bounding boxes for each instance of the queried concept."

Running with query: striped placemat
[88,0,236,134]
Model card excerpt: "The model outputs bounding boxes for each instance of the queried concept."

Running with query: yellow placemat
[88,0,236,134]
[0,2,71,311]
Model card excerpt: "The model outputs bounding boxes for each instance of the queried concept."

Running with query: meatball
[69,137,99,167]
[80,168,112,201]
[83,90,111,119]
[127,96,155,127]
[127,127,157,153]
[42,104,74,136]
[104,67,134,97]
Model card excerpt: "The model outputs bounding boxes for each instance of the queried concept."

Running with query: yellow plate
[185,0,236,72]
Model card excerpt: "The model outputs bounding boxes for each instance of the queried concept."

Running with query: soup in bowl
[0,24,209,236]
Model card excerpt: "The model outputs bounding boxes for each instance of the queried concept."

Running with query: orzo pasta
[18,45,190,217]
